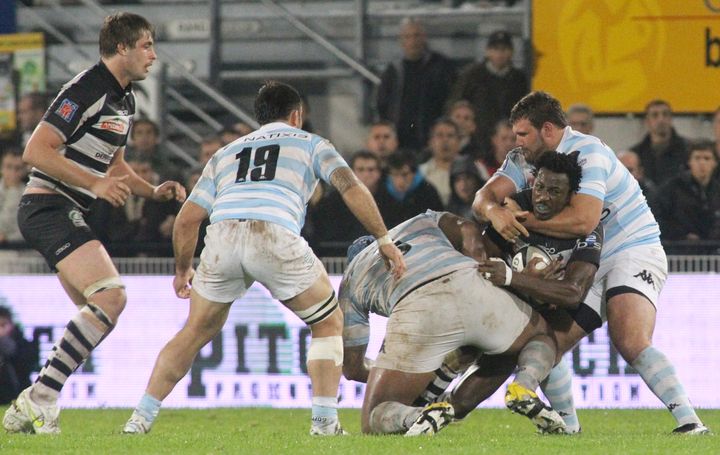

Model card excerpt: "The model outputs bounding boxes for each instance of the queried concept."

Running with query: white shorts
[585,244,667,322]
[375,267,533,374]
[192,220,325,302]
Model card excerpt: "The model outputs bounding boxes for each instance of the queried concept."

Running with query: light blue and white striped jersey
[340,210,477,347]
[187,122,349,235]
[496,127,661,258]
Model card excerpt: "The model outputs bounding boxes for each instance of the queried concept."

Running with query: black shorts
[17,194,97,272]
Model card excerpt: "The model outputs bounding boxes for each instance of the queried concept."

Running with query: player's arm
[172,200,208,299]
[109,148,186,203]
[522,193,602,238]
[472,174,529,241]
[437,212,499,261]
[343,344,373,383]
[507,260,596,309]
[331,167,406,278]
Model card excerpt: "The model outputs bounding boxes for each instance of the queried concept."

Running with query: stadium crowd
[1,22,720,259]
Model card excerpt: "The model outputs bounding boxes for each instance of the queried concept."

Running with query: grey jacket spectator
[0,305,38,405]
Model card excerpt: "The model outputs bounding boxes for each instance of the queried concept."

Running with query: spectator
[232,121,253,137]
[382,149,443,228]
[447,99,481,156]
[376,18,456,151]
[219,126,242,145]
[617,150,658,202]
[475,119,515,182]
[447,155,484,219]
[87,157,179,256]
[566,103,594,134]
[365,120,399,168]
[0,305,38,405]
[16,92,47,148]
[311,151,391,254]
[126,118,183,181]
[420,118,462,206]
[198,135,224,166]
[653,140,720,242]
[0,147,27,243]
[449,30,529,147]
[630,99,689,186]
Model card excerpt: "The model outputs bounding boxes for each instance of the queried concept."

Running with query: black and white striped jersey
[28,61,136,210]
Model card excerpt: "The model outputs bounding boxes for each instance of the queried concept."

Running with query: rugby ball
[511,245,552,272]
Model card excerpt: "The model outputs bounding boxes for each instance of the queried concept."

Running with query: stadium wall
[0,273,717,409]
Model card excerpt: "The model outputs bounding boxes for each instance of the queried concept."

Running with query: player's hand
[91,175,131,207]
[378,242,407,279]
[477,258,509,286]
[173,267,195,299]
[153,181,187,202]
[487,205,529,243]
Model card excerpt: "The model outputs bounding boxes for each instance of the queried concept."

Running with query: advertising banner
[532,0,720,112]
[0,274,718,408]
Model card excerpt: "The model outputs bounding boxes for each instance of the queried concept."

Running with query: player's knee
[612,336,651,364]
[294,291,342,335]
[83,277,126,321]
[306,335,343,367]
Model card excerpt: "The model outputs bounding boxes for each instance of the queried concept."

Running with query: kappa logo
[55,98,79,123]
[633,269,655,289]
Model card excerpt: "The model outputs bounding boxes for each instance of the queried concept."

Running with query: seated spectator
[652,140,720,242]
[566,103,594,134]
[126,118,184,181]
[310,151,391,255]
[376,17,456,150]
[475,119,515,181]
[198,135,225,166]
[365,120,400,168]
[381,149,443,228]
[447,99,482,156]
[16,92,48,148]
[447,155,484,219]
[449,30,529,146]
[0,305,38,405]
[419,117,462,206]
[87,157,179,256]
[0,147,27,244]
[630,99,689,186]
[712,107,720,165]
[617,150,658,202]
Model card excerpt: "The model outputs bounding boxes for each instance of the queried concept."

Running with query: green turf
[0,407,717,454]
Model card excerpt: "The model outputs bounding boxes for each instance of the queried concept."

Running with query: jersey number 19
[235,144,280,182]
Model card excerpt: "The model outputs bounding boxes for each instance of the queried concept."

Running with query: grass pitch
[1,407,717,454]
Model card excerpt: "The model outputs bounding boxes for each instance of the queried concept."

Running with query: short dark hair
[254,81,302,125]
[131,118,159,138]
[349,150,380,169]
[532,150,582,194]
[0,305,13,322]
[430,117,461,137]
[510,91,567,129]
[688,139,716,157]
[370,120,397,133]
[386,149,418,173]
[99,12,154,58]
[644,99,671,115]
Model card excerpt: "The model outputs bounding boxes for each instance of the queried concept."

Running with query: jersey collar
[97,60,132,98]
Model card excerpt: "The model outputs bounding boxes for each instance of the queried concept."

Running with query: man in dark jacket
[0,305,38,405]
[631,100,689,186]
[376,18,456,151]
[448,30,529,146]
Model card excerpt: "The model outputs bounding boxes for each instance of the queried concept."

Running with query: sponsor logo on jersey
[55,98,79,123]
[68,209,88,228]
[99,119,127,133]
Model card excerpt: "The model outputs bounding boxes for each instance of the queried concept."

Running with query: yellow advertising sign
[532,0,720,113]
[0,32,44,53]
